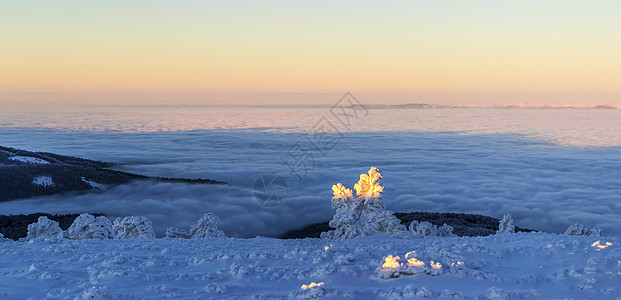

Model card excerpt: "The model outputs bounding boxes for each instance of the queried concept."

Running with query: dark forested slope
[0,145,224,202]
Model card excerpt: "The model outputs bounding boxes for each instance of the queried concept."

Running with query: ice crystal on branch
[321,167,406,239]
[354,167,384,199]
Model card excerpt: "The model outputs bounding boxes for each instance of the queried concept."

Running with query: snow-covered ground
[9,155,51,164]
[32,176,54,188]
[0,233,619,299]
[81,177,106,191]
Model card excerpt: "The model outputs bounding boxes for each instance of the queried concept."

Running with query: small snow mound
[416,286,434,298]
[9,155,50,164]
[496,214,515,234]
[376,252,445,279]
[74,286,107,300]
[26,216,63,240]
[32,175,54,188]
[564,223,602,236]
[113,216,155,239]
[409,221,455,237]
[487,287,509,300]
[66,213,115,240]
[292,282,331,299]
[321,167,406,239]
[166,212,225,239]
[204,283,227,294]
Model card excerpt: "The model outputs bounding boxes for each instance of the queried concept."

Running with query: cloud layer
[1,127,620,238]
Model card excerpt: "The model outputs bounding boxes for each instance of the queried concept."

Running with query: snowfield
[1,233,619,299]
[32,176,54,188]
[81,177,106,191]
[9,155,51,164]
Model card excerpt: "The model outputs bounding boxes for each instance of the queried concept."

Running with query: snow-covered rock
[166,212,225,239]
[497,214,515,234]
[409,221,455,237]
[26,216,63,240]
[66,213,115,240]
[113,216,155,239]
[0,232,9,241]
[564,223,602,236]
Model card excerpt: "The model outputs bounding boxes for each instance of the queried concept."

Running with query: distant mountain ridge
[363,103,619,110]
[0,145,225,202]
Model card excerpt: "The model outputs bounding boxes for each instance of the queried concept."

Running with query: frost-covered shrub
[166,212,225,239]
[321,167,406,239]
[564,223,602,236]
[189,213,225,238]
[0,233,9,241]
[496,214,515,234]
[113,216,155,239]
[165,227,191,239]
[408,221,455,237]
[26,216,63,240]
[437,224,455,236]
[66,213,115,240]
[588,227,602,236]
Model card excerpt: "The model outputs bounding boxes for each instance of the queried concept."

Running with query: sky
[1,0,620,105]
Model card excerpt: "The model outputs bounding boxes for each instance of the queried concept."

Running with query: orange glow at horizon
[1,1,620,105]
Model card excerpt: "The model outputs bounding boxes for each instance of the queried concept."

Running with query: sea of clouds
[0,106,620,237]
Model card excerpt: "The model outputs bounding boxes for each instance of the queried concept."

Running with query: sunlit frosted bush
[321,167,406,239]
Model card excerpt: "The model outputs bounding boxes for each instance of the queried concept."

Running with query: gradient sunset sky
[1,1,620,105]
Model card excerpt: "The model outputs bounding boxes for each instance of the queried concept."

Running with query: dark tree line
[281,211,536,239]
[0,213,103,240]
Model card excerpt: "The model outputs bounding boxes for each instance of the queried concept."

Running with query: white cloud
[1,111,620,237]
